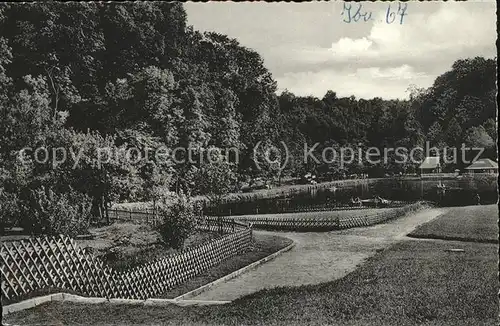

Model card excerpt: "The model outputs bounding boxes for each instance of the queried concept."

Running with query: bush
[157,194,198,249]
[20,186,92,237]
[0,190,22,233]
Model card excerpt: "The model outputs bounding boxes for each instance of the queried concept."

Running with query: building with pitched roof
[465,158,498,174]
[419,156,441,175]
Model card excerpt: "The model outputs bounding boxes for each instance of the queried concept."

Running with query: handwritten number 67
[386,3,408,25]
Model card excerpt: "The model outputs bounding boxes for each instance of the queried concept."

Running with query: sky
[184,1,496,100]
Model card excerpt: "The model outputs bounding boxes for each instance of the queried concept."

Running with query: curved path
[190,208,447,302]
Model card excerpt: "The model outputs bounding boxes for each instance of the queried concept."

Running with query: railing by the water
[420,173,459,179]
[216,202,427,231]
[203,200,413,216]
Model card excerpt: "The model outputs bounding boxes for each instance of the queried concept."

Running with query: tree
[252,140,286,185]
[196,157,236,214]
[0,74,58,159]
[465,126,495,149]
[427,122,444,148]
[463,126,496,164]
[445,117,463,148]
[21,186,92,237]
[483,118,497,142]
[0,189,21,233]
[142,161,172,213]
[415,57,496,153]
[1,2,496,214]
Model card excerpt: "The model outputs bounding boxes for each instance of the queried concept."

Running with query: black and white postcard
[1,1,498,325]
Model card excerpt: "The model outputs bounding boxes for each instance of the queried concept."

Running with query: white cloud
[330,37,373,57]
[297,2,495,66]
[277,65,433,100]
[359,65,426,80]
[185,1,497,99]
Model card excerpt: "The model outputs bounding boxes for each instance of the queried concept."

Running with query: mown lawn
[233,208,393,221]
[6,239,497,326]
[408,204,498,243]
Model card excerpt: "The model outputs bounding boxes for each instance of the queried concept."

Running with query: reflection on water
[208,177,498,216]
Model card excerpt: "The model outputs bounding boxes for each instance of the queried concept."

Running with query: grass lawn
[408,204,498,243]
[6,239,497,326]
[233,208,393,221]
[157,233,293,298]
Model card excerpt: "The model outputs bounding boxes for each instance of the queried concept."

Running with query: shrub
[157,194,198,249]
[0,190,22,234]
[20,186,92,237]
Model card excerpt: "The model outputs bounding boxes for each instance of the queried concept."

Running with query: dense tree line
[278,57,496,178]
[0,3,496,231]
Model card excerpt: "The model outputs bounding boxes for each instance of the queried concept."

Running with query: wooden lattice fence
[336,202,424,229]
[288,201,411,213]
[230,215,341,231]
[222,202,425,231]
[197,217,249,234]
[1,225,252,303]
[108,209,163,226]
[109,209,248,234]
[203,199,413,216]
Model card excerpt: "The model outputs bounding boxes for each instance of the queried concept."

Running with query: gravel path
[190,207,447,301]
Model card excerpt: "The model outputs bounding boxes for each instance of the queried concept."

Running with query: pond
[205,176,498,216]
